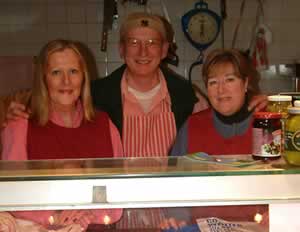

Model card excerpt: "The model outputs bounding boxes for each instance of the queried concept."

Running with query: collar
[214,99,251,124]
[121,68,171,106]
[213,109,253,138]
[49,100,83,128]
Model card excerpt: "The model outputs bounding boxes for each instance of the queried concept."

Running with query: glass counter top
[0,155,298,181]
[1,155,300,210]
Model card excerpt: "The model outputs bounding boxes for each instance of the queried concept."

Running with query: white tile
[108,62,123,75]
[159,0,186,22]
[68,24,87,42]
[47,3,67,23]
[282,0,300,20]
[87,42,108,62]
[0,3,28,25]
[6,43,43,56]
[0,25,12,43]
[107,43,122,63]
[172,21,185,43]
[97,62,108,78]
[0,41,14,55]
[67,2,87,23]
[15,24,47,43]
[87,2,102,23]
[47,24,68,40]
[110,26,121,43]
[97,61,123,77]
[166,62,186,78]
[87,23,101,43]
[28,3,47,25]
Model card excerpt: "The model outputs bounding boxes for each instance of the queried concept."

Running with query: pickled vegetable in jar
[284,101,300,166]
[267,95,292,118]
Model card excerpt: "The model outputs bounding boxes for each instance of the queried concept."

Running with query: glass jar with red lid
[252,112,282,160]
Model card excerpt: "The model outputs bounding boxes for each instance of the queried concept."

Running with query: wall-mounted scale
[181,0,222,82]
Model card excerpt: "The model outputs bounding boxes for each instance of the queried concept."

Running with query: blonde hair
[31,39,95,125]
[202,49,261,99]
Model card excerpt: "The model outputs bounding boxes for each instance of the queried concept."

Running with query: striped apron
[116,95,177,229]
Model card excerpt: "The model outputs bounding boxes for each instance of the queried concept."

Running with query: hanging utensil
[250,0,272,70]
[100,0,115,75]
[112,0,119,30]
[100,0,115,52]
[160,0,179,66]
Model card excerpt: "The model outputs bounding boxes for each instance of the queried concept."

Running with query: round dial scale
[182,1,221,51]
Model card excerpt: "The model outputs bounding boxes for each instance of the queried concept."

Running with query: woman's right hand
[4,101,30,126]
[52,210,95,231]
[0,212,19,232]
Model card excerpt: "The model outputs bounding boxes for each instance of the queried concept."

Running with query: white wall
[0,0,298,94]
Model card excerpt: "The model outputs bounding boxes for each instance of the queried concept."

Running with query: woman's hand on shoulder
[248,94,268,112]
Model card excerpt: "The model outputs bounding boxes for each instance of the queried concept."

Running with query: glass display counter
[0,155,300,231]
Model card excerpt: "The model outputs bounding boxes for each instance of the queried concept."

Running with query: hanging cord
[231,0,265,50]
[246,0,265,55]
[160,0,179,66]
[220,0,227,49]
[188,51,204,83]
[231,0,246,48]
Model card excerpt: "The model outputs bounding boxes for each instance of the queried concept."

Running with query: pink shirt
[1,102,123,227]
[2,102,123,160]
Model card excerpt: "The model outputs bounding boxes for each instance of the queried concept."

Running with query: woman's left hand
[248,94,268,112]
[0,212,19,232]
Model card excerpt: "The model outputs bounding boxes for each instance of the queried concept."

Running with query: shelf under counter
[0,155,300,210]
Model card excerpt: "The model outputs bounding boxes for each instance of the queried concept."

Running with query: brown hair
[202,49,261,99]
[30,39,95,125]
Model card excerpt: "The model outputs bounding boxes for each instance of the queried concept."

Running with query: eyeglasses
[125,38,162,48]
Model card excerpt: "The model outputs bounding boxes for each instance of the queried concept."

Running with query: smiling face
[45,48,83,111]
[207,62,248,116]
[119,27,169,78]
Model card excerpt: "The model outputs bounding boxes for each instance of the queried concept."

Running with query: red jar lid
[254,111,282,119]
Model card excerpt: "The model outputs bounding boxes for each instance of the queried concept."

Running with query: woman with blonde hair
[1,39,123,230]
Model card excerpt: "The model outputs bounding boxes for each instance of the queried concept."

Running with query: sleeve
[1,119,28,160]
[193,93,209,113]
[170,121,188,156]
[108,119,124,157]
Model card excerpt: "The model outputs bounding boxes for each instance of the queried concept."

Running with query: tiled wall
[0,0,299,94]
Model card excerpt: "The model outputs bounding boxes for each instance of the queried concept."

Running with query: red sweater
[27,111,113,159]
[188,109,252,155]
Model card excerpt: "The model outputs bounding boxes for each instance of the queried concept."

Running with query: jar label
[285,130,300,151]
[252,128,281,157]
